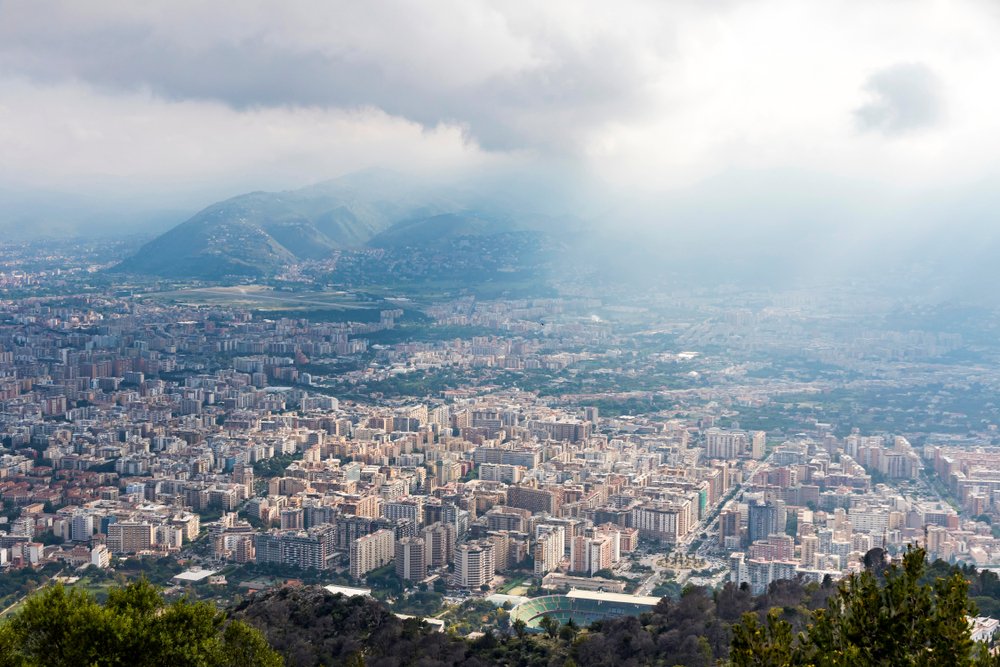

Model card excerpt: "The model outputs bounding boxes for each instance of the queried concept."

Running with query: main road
[636,451,774,596]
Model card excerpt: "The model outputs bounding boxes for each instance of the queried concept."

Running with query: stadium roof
[324,585,372,597]
[565,589,662,606]
[172,568,218,583]
[486,594,530,607]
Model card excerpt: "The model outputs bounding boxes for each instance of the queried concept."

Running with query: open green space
[142,285,375,311]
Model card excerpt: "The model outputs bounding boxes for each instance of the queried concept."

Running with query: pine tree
[0,579,282,667]
[729,547,993,667]
[730,608,795,667]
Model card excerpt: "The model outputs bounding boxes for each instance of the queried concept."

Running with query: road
[640,451,776,594]
[0,568,64,618]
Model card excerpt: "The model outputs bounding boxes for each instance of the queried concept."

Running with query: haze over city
[2,3,1000,666]
[3,2,1000,263]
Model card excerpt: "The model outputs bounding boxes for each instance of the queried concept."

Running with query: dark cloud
[854,63,943,135]
[0,3,660,154]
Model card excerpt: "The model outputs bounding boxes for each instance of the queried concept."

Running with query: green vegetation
[650,581,683,599]
[338,368,468,401]
[391,590,444,617]
[365,564,404,598]
[0,563,62,612]
[733,384,1000,438]
[0,579,281,666]
[731,547,994,667]
[438,599,511,635]
[114,555,184,586]
[252,453,302,480]
[251,307,382,323]
[359,324,502,346]
[4,549,998,667]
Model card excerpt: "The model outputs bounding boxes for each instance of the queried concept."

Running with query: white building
[455,540,495,589]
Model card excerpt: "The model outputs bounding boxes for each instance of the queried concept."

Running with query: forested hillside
[3,550,1000,667]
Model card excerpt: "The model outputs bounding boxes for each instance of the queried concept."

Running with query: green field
[143,285,376,311]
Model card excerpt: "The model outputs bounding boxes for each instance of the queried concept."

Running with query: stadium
[508,590,662,629]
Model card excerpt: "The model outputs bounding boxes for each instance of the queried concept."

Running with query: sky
[1,0,999,239]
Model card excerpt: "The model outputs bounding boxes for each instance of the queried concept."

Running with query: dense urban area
[3,235,1000,661]
[4,1,1000,664]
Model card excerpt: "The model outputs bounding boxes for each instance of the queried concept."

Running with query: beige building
[349,529,395,580]
[395,536,426,581]
[107,522,155,554]
[422,521,456,568]
[454,540,495,589]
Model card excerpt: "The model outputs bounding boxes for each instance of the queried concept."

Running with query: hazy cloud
[0,0,999,228]
[855,63,944,135]
[0,1,663,154]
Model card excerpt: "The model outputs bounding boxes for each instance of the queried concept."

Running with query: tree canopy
[0,580,282,667]
[731,547,996,667]
[1,550,996,667]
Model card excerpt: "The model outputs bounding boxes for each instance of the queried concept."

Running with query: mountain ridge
[112,171,560,279]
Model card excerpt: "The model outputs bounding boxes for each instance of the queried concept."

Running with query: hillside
[1,551,996,667]
[368,213,511,248]
[113,171,461,279]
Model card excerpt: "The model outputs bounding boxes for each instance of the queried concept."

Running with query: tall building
[533,525,565,576]
[720,509,742,548]
[70,513,94,542]
[232,462,255,496]
[800,534,819,567]
[748,501,783,544]
[485,506,530,532]
[630,501,692,543]
[507,485,562,515]
[748,534,795,561]
[280,508,304,530]
[423,502,469,538]
[479,463,524,484]
[90,544,110,568]
[335,515,392,550]
[256,525,336,570]
[422,521,456,568]
[107,522,154,554]
[570,533,615,576]
[395,536,426,581]
[434,458,462,485]
[350,528,395,580]
[705,428,749,459]
[454,540,495,589]
[729,552,800,594]
[487,531,511,572]
[528,419,592,443]
[385,498,425,528]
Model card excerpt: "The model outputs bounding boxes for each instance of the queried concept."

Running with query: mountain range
[113,170,542,279]
[109,167,1000,305]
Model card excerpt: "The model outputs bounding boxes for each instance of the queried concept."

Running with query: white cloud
[0,78,502,207]
[855,63,943,135]
[0,0,999,218]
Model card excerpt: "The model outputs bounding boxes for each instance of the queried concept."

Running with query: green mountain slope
[114,171,459,279]
[367,212,511,248]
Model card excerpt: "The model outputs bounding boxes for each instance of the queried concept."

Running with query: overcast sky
[1,0,999,230]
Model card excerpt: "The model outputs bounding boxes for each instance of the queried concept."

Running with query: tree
[221,621,286,667]
[2,579,282,667]
[558,622,578,642]
[730,609,795,667]
[729,546,994,667]
[538,615,559,639]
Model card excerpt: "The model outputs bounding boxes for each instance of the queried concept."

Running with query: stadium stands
[508,590,661,629]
